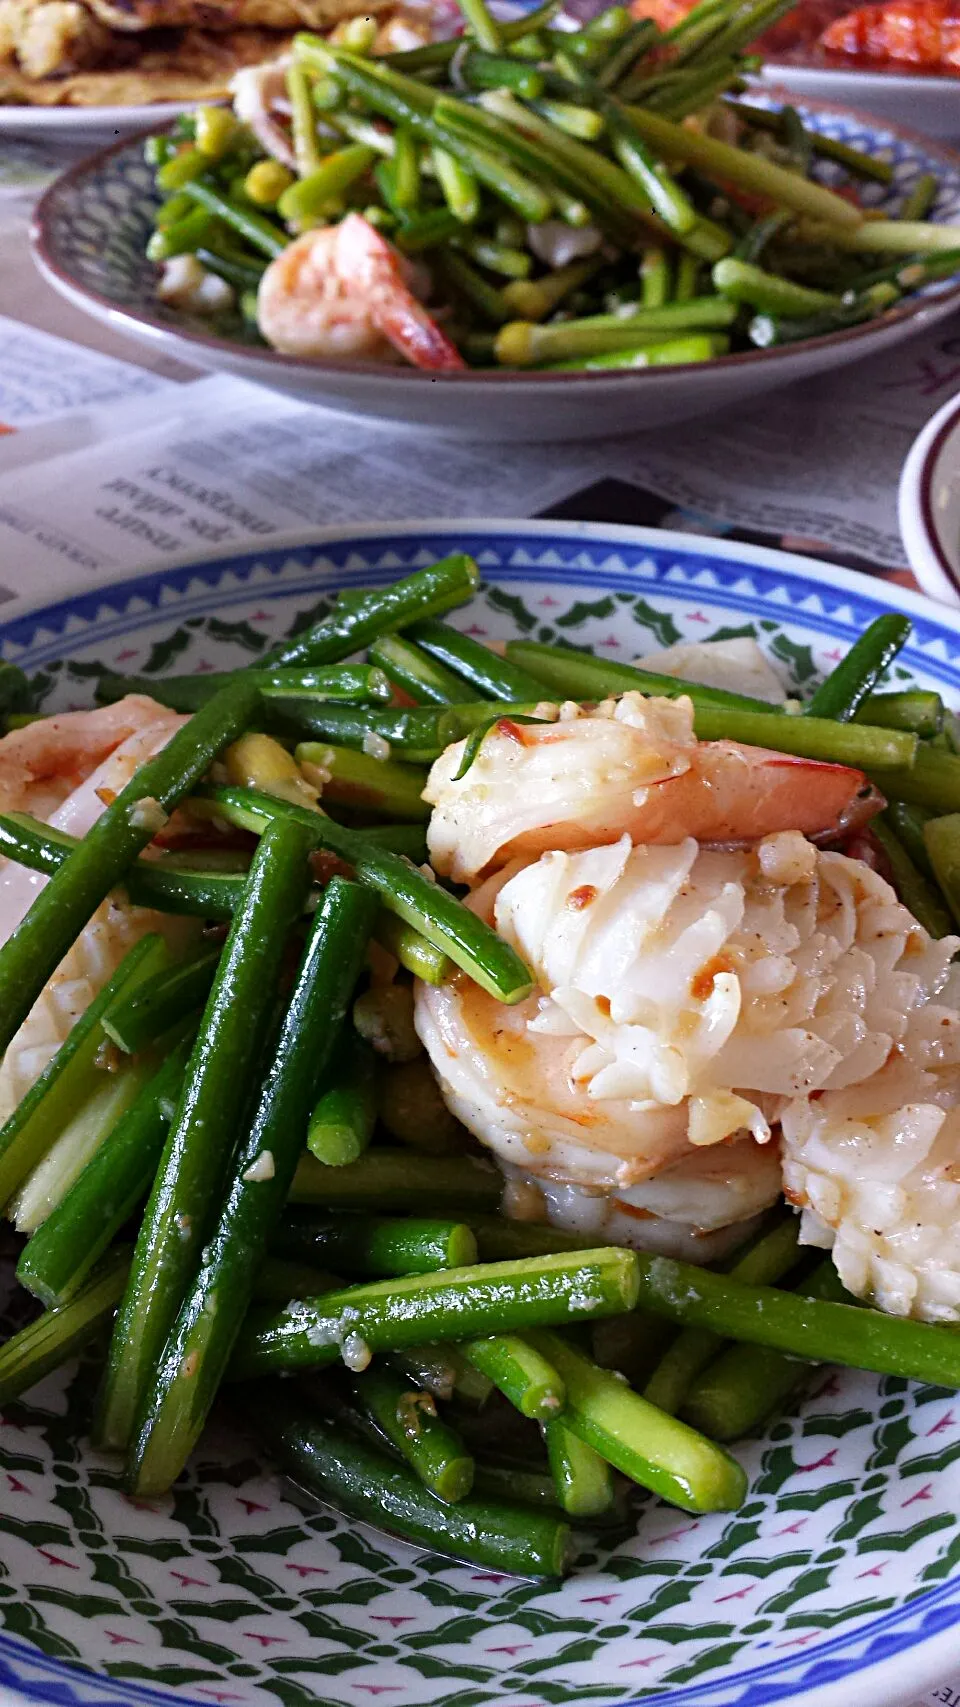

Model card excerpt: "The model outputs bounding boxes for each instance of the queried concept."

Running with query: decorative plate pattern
[3,522,960,1707]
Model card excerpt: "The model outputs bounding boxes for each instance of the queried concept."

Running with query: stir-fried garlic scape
[144,0,960,372]
[2,561,960,1575]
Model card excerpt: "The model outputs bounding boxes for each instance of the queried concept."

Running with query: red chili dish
[630,0,960,74]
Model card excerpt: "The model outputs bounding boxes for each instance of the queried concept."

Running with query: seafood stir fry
[419,694,960,1319]
[143,0,960,374]
[4,559,960,1577]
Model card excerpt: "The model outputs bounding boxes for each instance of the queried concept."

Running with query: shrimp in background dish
[424,692,884,885]
[257,213,467,371]
[0,696,197,1121]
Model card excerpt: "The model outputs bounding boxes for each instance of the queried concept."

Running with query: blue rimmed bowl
[30,103,960,440]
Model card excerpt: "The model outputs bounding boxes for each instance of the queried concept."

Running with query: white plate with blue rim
[30,100,960,439]
[3,519,960,1707]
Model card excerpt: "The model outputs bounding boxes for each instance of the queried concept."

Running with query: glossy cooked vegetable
[0,933,171,1212]
[195,782,536,1003]
[631,1253,960,1386]
[95,665,392,713]
[544,1417,615,1517]
[16,1042,190,1310]
[246,1387,575,1576]
[95,817,317,1452]
[643,1214,802,1415]
[529,1330,747,1513]
[128,875,377,1494]
[462,1331,566,1420]
[352,1363,476,1502]
[290,1149,502,1211]
[682,1261,851,1440]
[229,1249,642,1378]
[102,949,221,1055]
[805,614,911,722]
[0,1248,131,1406]
[306,1030,379,1167]
[277,1211,478,1275]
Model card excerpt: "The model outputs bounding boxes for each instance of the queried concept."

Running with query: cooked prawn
[0,695,180,821]
[820,0,960,68]
[628,0,694,30]
[415,828,960,1305]
[416,848,785,1259]
[257,213,467,371]
[425,692,883,884]
[0,696,197,1121]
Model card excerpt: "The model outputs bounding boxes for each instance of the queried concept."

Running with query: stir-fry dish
[632,0,960,74]
[144,0,960,372]
[815,0,960,70]
[3,561,960,1577]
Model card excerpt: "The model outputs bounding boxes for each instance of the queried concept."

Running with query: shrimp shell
[425,692,883,884]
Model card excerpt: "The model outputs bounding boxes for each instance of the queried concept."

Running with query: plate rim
[919,393,960,598]
[2,518,960,1707]
[899,389,960,606]
[0,101,189,129]
[6,515,960,641]
[761,62,960,93]
[29,100,960,393]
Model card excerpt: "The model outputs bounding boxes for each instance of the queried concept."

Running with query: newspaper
[1,311,958,602]
[0,315,173,432]
[616,319,960,569]
[0,369,616,605]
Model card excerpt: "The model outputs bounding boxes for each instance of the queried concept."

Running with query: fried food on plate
[0,0,411,107]
[0,22,302,99]
[0,0,109,79]
[86,0,390,31]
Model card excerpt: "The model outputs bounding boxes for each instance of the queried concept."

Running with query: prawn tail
[818,774,887,842]
[375,303,468,372]
[759,754,886,843]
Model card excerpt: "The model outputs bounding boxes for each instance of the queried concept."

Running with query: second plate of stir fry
[138,0,960,376]
[29,0,960,437]
[1,530,960,1582]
